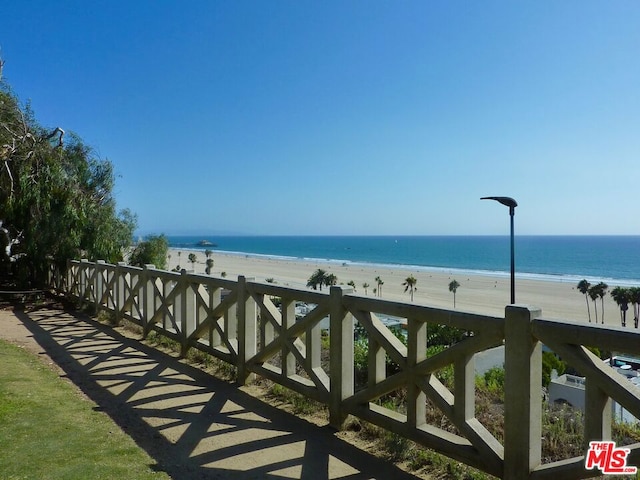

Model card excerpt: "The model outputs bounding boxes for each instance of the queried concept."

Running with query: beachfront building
[549,355,640,424]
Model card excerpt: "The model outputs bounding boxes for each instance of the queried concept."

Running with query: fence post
[51,261,58,292]
[237,276,256,385]
[585,377,612,445]
[47,261,52,291]
[94,260,105,313]
[282,298,296,377]
[408,317,427,428]
[79,258,89,308]
[141,264,155,337]
[66,259,72,298]
[177,270,196,357]
[504,305,542,479]
[114,262,126,325]
[329,285,353,429]
[210,285,222,348]
[89,259,98,307]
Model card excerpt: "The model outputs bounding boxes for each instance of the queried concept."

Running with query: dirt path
[0,304,421,480]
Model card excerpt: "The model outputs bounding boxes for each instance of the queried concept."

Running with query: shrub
[542,351,566,387]
[128,235,168,270]
[427,322,468,346]
[0,76,136,285]
[482,366,505,396]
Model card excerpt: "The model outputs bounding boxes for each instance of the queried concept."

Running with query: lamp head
[480,196,518,208]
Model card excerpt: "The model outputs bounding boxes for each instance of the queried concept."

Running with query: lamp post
[481,196,517,304]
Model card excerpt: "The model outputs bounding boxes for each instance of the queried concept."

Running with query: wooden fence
[48,259,640,479]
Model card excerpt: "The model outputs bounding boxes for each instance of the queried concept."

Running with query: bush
[426,344,454,387]
[354,337,369,384]
[542,351,566,387]
[427,323,468,346]
[128,235,168,270]
[353,324,408,383]
[0,75,136,285]
[482,366,505,395]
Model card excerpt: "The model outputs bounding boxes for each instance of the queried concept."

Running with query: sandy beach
[165,248,629,326]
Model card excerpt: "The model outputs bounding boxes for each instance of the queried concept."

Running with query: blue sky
[2,1,639,235]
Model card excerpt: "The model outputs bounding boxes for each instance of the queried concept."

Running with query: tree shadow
[14,307,420,480]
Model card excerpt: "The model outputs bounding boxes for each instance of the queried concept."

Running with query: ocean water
[165,235,640,286]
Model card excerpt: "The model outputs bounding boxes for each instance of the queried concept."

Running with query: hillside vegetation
[0,60,135,286]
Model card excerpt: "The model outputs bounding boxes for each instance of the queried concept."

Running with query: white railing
[53,259,640,479]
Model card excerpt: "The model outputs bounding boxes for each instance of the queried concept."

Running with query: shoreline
[167,246,640,287]
[165,247,628,325]
[163,235,640,286]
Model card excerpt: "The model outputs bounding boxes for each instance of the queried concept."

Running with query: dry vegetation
[98,311,640,480]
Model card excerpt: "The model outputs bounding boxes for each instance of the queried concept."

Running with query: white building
[548,355,640,424]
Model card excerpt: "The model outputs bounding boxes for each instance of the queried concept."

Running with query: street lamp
[481,196,517,304]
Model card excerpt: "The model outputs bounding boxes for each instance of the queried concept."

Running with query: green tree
[595,282,608,324]
[427,323,467,346]
[629,287,640,328]
[362,282,369,295]
[482,367,505,395]
[542,351,566,387]
[307,268,327,291]
[403,275,417,301]
[448,279,460,308]
[188,253,197,270]
[375,276,384,297]
[205,258,214,275]
[353,324,409,383]
[204,249,212,259]
[325,273,338,288]
[347,280,356,292]
[610,286,630,327]
[128,235,168,270]
[577,279,592,322]
[588,285,600,324]
[0,71,136,284]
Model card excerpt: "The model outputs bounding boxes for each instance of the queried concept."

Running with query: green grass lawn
[0,339,171,480]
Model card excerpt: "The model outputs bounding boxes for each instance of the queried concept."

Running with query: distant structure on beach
[197,240,217,247]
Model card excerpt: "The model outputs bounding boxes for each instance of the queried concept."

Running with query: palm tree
[307,269,327,291]
[403,275,418,302]
[577,279,592,322]
[595,282,608,324]
[362,282,370,295]
[347,280,356,292]
[205,258,214,275]
[205,249,212,259]
[188,253,197,271]
[588,285,600,324]
[375,276,384,297]
[325,273,338,288]
[449,279,460,308]
[610,286,630,327]
[629,287,640,328]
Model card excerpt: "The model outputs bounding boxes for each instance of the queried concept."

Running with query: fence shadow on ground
[14,306,419,480]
